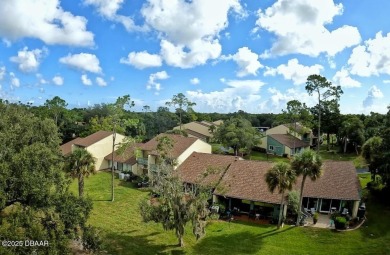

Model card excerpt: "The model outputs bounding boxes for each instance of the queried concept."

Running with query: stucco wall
[176,139,212,167]
[266,125,289,135]
[86,133,126,171]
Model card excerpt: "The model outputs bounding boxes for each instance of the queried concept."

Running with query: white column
[352,200,360,218]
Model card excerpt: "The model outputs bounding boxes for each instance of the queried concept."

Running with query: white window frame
[269,145,274,151]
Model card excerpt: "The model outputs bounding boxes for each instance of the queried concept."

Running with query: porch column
[250,201,254,210]
[283,204,288,218]
[229,198,232,210]
[352,200,360,218]
[212,195,219,204]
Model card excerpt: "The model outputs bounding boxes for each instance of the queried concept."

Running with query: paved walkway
[305,213,335,229]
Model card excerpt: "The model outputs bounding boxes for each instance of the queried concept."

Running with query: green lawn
[244,151,290,163]
[70,173,390,255]
[359,173,372,189]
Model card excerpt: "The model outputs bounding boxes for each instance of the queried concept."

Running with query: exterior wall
[352,200,360,218]
[266,136,284,156]
[260,136,267,149]
[266,125,289,136]
[86,133,126,171]
[176,139,212,166]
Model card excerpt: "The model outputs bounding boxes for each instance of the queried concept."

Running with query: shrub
[334,216,348,230]
[313,212,319,224]
[82,225,104,253]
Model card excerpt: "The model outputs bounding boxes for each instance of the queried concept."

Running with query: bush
[334,216,348,230]
[313,212,319,224]
[252,146,266,153]
[82,225,104,253]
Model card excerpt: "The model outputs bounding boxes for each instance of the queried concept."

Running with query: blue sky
[0,0,389,114]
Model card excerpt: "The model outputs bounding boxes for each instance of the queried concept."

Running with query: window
[269,145,274,151]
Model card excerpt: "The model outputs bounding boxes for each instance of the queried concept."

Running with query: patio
[304,213,335,229]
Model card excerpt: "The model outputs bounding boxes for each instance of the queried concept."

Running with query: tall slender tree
[305,75,343,152]
[66,148,96,197]
[165,93,196,130]
[265,162,297,229]
[291,150,322,226]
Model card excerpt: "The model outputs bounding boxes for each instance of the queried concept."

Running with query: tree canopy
[214,117,260,156]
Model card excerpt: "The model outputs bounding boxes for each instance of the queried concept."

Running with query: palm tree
[66,148,96,197]
[265,162,296,229]
[291,149,322,226]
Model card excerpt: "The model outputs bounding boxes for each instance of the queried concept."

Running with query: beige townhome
[173,120,223,142]
[60,130,126,171]
[137,134,212,176]
[260,123,316,156]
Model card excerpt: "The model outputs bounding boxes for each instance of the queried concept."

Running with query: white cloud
[348,32,390,77]
[363,85,384,108]
[10,47,47,72]
[255,0,361,57]
[190,78,200,85]
[9,72,20,88]
[147,71,169,93]
[81,74,92,86]
[0,0,94,47]
[36,74,48,85]
[52,75,64,86]
[264,58,323,85]
[96,77,107,87]
[83,0,145,32]
[141,0,244,68]
[263,87,316,112]
[59,53,102,73]
[0,66,5,80]
[332,68,361,88]
[383,80,390,84]
[120,51,162,69]
[186,79,265,113]
[222,47,263,77]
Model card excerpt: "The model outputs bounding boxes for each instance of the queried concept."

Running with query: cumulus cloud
[96,77,107,87]
[190,78,200,85]
[10,47,47,72]
[83,0,146,32]
[348,32,390,77]
[332,68,361,88]
[363,85,384,108]
[147,71,169,94]
[59,53,102,73]
[36,73,48,85]
[52,75,64,86]
[0,0,94,47]
[81,74,92,86]
[120,51,162,69]
[264,58,323,85]
[255,0,361,57]
[0,66,5,80]
[222,47,263,77]
[186,79,264,113]
[383,80,390,84]
[262,87,317,112]
[9,72,20,88]
[141,0,244,68]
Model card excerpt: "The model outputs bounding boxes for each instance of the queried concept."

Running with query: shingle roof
[74,131,113,147]
[214,160,280,204]
[213,160,360,203]
[269,134,309,148]
[177,152,239,187]
[139,134,198,158]
[60,137,83,156]
[302,161,361,201]
[104,143,142,165]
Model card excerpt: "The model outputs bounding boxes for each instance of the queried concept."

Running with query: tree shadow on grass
[103,230,191,255]
[193,231,264,254]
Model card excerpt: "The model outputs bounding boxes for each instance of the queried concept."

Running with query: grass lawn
[70,172,390,255]
[244,151,290,163]
[359,173,372,189]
